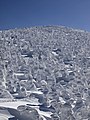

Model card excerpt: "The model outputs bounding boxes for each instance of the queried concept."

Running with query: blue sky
[0,0,90,31]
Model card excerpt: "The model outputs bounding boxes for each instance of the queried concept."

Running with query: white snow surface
[0,98,52,118]
[0,100,29,109]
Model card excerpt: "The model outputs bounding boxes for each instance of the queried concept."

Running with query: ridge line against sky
[0,0,90,31]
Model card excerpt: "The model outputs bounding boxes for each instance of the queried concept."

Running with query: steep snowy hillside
[0,26,90,120]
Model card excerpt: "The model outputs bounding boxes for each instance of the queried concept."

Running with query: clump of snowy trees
[0,26,90,119]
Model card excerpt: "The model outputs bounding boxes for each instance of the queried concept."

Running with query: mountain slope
[0,26,90,120]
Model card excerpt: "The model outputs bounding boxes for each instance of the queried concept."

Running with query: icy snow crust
[0,26,90,119]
